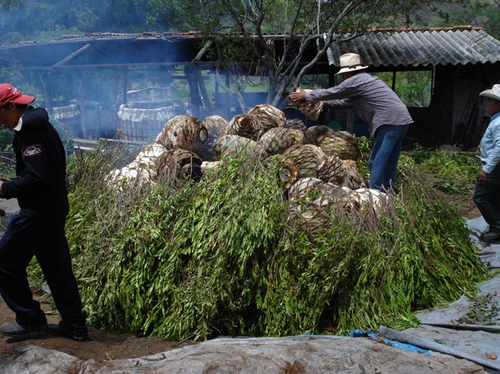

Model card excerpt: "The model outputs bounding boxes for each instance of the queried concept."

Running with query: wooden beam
[53,43,93,67]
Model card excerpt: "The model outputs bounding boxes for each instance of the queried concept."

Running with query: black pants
[0,213,85,327]
[473,165,500,231]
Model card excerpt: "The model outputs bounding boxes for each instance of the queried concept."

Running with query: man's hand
[289,88,307,103]
[478,169,488,182]
[0,177,10,198]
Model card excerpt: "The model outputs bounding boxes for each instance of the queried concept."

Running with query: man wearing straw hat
[473,84,500,242]
[290,52,413,192]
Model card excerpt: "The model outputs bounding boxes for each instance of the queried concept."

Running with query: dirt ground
[439,190,481,220]
[0,191,482,363]
[0,292,198,362]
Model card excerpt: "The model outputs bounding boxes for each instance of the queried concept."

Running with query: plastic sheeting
[405,217,500,373]
[349,329,430,355]
[416,276,500,328]
[0,345,80,374]
[0,337,486,374]
[402,326,500,373]
[466,216,500,270]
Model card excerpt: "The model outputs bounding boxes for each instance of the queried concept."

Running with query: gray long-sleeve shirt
[305,72,413,138]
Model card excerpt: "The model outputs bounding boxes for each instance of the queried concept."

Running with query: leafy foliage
[409,143,434,165]
[0,150,15,179]
[375,71,433,107]
[411,1,499,39]
[54,144,488,340]
[415,148,481,194]
[151,0,203,32]
[0,0,164,44]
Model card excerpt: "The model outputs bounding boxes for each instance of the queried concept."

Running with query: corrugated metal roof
[1,26,498,70]
[327,27,500,68]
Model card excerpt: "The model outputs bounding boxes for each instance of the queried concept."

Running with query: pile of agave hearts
[107,104,385,224]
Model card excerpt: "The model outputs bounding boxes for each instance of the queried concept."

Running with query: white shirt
[480,112,500,174]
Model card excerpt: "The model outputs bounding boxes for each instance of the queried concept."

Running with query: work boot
[0,320,47,338]
[46,320,89,342]
[481,229,500,242]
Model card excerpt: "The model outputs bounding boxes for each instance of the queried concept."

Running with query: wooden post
[184,64,202,118]
[122,67,129,106]
[77,73,88,138]
[38,70,54,116]
[197,69,211,116]
[188,41,213,117]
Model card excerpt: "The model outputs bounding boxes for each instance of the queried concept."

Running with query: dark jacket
[2,107,69,217]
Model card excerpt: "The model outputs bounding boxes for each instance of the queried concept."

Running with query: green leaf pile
[414,147,481,194]
[60,143,487,340]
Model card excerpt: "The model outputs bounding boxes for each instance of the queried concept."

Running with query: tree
[151,0,487,112]
[0,0,163,44]
[483,0,500,39]
[150,0,202,32]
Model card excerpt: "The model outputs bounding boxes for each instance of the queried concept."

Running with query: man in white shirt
[473,84,500,242]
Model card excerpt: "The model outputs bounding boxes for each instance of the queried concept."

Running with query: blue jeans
[0,214,85,327]
[368,124,409,191]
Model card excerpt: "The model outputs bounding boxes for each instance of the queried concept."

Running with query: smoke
[0,32,209,141]
[0,1,287,142]
[0,0,209,141]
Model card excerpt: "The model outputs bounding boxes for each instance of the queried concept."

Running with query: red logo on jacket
[22,144,43,158]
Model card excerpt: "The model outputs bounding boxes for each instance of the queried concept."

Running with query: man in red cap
[0,83,88,341]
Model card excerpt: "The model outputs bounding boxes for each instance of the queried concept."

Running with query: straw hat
[335,53,369,75]
[479,84,500,101]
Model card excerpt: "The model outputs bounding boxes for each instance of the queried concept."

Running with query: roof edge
[364,25,483,33]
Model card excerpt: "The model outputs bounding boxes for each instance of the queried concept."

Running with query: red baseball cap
[0,84,36,108]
